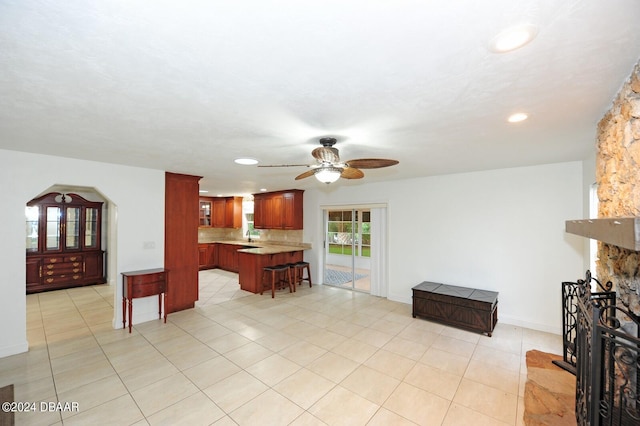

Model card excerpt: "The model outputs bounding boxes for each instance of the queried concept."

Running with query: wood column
[165,172,201,313]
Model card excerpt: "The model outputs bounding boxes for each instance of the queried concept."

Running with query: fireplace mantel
[565,217,640,251]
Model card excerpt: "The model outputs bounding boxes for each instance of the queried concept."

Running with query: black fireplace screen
[570,271,640,426]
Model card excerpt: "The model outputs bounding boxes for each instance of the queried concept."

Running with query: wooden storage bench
[412,281,498,336]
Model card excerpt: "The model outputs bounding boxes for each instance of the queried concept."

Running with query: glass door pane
[65,207,80,250]
[25,206,39,252]
[45,206,61,251]
[199,201,211,226]
[324,208,371,293]
[84,207,99,248]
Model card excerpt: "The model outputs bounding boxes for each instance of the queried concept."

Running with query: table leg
[163,293,167,323]
[122,296,126,329]
[127,299,133,333]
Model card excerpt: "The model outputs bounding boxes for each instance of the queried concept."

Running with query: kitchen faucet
[246,229,252,243]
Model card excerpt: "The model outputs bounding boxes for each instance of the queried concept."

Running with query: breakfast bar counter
[238,248,305,293]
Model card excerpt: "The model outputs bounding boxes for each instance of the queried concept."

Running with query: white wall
[0,149,588,358]
[0,149,165,357]
[303,161,586,334]
[582,149,598,273]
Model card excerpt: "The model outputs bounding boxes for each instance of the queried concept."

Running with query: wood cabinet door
[225,197,243,228]
[265,195,283,228]
[198,245,209,269]
[199,200,212,227]
[254,196,265,229]
[26,257,41,292]
[212,199,226,228]
[83,251,105,282]
[282,192,302,229]
[209,244,218,268]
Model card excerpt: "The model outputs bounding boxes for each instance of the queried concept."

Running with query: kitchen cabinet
[225,197,243,228]
[253,190,303,230]
[198,243,218,270]
[217,243,240,272]
[212,198,226,227]
[25,192,105,294]
[199,196,243,229]
[199,200,212,226]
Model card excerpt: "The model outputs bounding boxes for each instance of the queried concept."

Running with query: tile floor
[1,269,563,425]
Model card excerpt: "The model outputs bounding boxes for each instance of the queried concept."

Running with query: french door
[323,208,372,293]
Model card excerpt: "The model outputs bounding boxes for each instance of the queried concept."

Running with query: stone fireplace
[563,61,640,426]
[595,61,640,316]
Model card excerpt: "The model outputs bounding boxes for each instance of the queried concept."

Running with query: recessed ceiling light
[199,190,208,193]
[234,158,259,165]
[508,112,529,123]
[489,24,538,53]
[260,188,267,192]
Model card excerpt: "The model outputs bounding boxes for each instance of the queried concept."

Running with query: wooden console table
[121,268,168,333]
[412,281,498,336]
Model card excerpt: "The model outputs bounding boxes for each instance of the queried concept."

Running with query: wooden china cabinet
[25,192,105,294]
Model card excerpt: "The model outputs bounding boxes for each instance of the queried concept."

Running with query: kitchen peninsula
[238,244,310,293]
[198,240,311,293]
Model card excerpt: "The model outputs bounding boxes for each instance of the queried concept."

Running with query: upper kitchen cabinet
[199,196,243,229]
[199,199,212,226]
[25,192,105,293]
[253,189,303,230]
[211,198,226,227]
[225,197,243,228]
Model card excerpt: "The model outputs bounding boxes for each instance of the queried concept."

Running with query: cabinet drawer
[44,274,83,284]
[129,280,166,298]
[43,265,82,276]
[130,273,166,285]
[64,255,83,262]
[44,261,82,270]
[44,256,65,264]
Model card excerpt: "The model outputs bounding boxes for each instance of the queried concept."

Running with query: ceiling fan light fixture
[315,166,342,184]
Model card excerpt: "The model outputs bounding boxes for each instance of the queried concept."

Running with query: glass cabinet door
[45,206,61,251]
[65,207,81,250]
[25,206,39,252]
[200,201,212,226]
[84,207,99,248]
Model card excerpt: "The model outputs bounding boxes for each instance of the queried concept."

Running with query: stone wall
[596,61,640,316]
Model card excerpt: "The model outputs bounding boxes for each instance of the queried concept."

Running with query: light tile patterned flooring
[1,269,562,425]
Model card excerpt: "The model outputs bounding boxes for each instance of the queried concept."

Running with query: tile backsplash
[198,227,303,245]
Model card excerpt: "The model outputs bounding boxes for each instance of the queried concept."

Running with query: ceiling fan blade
[341,167,364,179]
[295,169,316,180]
[258,164,310,167]
[312,147,339,163]
[345,158,399,169]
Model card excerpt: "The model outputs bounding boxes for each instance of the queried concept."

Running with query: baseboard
[387,293,561,335]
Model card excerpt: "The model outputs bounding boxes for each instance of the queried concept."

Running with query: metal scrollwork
[573,278,640,426]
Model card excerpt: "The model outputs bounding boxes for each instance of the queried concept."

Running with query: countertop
[198,240,311,255]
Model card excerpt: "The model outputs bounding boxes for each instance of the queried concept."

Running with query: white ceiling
[1,0,639,196]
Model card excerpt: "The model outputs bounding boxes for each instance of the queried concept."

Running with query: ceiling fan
[259,137,399,184]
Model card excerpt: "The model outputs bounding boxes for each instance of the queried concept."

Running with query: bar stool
[293,261,312,288]
[284,263,297,292]
[261,264,293,298]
